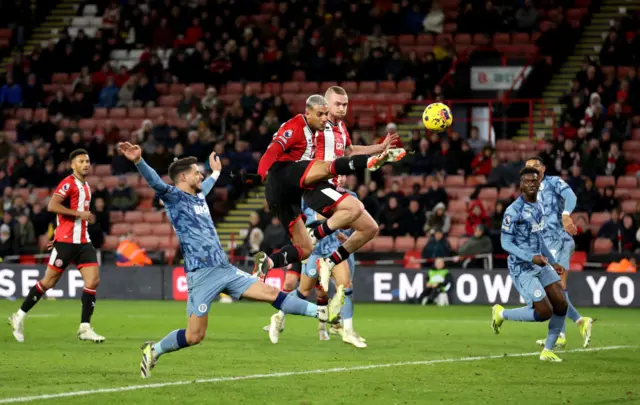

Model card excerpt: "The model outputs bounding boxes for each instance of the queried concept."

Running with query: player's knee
[363,218,379,240]
[536,305,553,320]
[85,276,100,290]
[283,278,298,292]
[298,244,313,260]
[553,298,568,317]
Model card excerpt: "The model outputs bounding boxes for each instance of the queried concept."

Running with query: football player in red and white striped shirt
[8,149,105,343]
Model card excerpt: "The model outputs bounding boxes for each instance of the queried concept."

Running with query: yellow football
[422,102,453,133]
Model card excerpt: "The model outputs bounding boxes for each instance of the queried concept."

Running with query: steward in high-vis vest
[418,258,453,305]
[116,233,152,266]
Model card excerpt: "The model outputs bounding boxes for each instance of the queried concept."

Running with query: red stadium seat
[621,200,638,214]
[103,176,119,189]
[455,33,472,44]
[616,176,638,189]
[109,108,127,119]
[590,212,611,227]
[103,235,119,251]
[158,238,174,249]
[416,237,429,251]
[397,35,415,45]
[359,82,377,93]
[124,211,144,223]
[498,187,516,201]
[447,236,461,250]
[445,175,465,187]
[111,223,131,235]
[340,81,357,93]
[449,200,467,212]
[448,187,473,200]
[403,175,425,188]
[109,211,124,222]
[132,223,152,236]
[379,81,396,93]
[466,175,486,186]
[138,236,159,250]
[395,236,416,252]
[478,188,498,199]
[512,33,530,43]
[94,165,111,176]
[417,34,435,45]
[595,176,615,188]
[263,82,281,94]
[155,223,173,236]
[282,82,301,93]
[592,238,613,254]
[143,211,163,223]
[397,80,415,93]
[450,224,466,237]
[128,108,146,119]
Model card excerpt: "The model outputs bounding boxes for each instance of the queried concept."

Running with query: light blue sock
[153,329,189,358]
[545,313,566,350]
[502,306,546,322]
[565,290,581,322]
[342,288,354,320]
[272,291,317,317]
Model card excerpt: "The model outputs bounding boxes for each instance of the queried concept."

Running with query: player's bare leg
[316,210,378,291]
[242,280,344,344]
[300,152,407,188]
[8,268,62,343]
[254,219,313,278]
[77,265,105,343]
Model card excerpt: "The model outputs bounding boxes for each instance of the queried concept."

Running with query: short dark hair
[168,157,197,183]
[69,149,89,161]
[519,166,540,178]
[526,156,544,165]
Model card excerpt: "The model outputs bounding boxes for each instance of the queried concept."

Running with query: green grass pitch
[1,300,639,405]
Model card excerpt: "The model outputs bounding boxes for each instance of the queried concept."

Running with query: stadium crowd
[0,0,638,264]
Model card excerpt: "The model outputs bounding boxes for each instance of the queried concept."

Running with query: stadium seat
[416,237,429,251]
[103,235,119,251]
[394,236,416,252]
[498,187,516,201]
[125,174,140,188]
[450,224,466,237]
[359,239,375,252]
[570,251,587,271]
[111,223,132,235]
[448,187,474,200]
[590,212,611,227]
[466,175,486,186]
[143,211,163,223]
[447,236,461,250]
[139,236,160,250]
[592,238,613,254]
[103,176,119,189]
[449,200,467,213]
[132,223,152,236]
[445,175,465,187]
[109,108,127,119]
[621,200,637,213]
[124,211,144,222]
[94,165,111,176]
[109,211,124,222]
[478,188,498,199]
[595,176,615,188]
[373,236,394,252]
[155,223,173,236]
[340,81,358,93]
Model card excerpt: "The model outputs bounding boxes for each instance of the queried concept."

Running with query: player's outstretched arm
[346,133,399,156]
[201,151,222,196]
[500,233,536,263]
[119,142,172,197]
[560,187,578,235]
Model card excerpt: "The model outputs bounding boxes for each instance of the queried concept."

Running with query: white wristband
[562,211,570,216]
[212,170,221,181]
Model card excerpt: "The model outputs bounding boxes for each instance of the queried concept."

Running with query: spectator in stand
[423,0,445,34]
[425,202,451,235]
[70,91,94,119]
[117,78,135,107]
[567,165,585,192]
[421,230,452,259]
[0,224,14,259]
[110,176,137,212]
[620,214,639,253]
[134,119,153,143]
[597,207,622,244]
[13,214,37,254]
[132,75,157,107]
[424,175,449,210]
[458,224,493,256]
[22,74,43,109]
[471,146,494,176]
[92,196,110,235]
[401,199,427,239]
[379,196,406,238]
[30,202,52,238]
[555,138,581,173]
[358,182,380,219]
[603,143,626,178]
[201,87,219,113]
[177,86,201,118]
[515,0,539,33]
[97,76,119,108]
[12,155,40,187]
[240,212,264,256]
[576,177,602,214]
[48,89,72,117]
[597,186,619,212]
[465,200,489,237]
[574,215,593,253]
[490,201,507,233]
[261,217,287,254]
[0,73,22,108]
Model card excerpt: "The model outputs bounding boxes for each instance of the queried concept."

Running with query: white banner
[470,66,532,90]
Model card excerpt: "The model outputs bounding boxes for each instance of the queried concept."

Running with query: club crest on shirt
[336,142,344,151]
[283,129,293,139]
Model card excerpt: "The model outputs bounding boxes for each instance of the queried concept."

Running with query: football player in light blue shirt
[525,157,593,348]
[492,167,568,362]
[117,142,344,378]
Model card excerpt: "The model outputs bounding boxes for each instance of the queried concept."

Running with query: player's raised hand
[552,263,566,275]
[118,142,142,163]
[381,133,400,151]
[562,214,577,235]
[209,151,222,173]
[532,255,548,266]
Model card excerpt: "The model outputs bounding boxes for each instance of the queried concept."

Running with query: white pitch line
[0,345,633,404]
